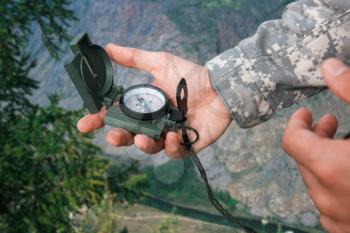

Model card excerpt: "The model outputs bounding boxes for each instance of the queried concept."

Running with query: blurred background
[2,0,350,232]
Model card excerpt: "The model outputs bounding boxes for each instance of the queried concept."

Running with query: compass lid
[65,33,120,113]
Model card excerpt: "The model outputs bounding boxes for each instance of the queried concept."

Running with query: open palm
[77,43,232,158]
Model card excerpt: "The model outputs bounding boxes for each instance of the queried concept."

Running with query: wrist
[205,48,273,128]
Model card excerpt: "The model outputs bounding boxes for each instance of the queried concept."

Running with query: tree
[0,1,108,232]
[0,96,109,233]
[107,161,149,203]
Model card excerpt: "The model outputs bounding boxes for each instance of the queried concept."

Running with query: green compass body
[65,33,176,140]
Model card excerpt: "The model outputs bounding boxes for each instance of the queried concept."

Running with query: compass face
[120,85,169,120]
[80,45,113,96]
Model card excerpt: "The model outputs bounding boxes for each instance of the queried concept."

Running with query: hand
[77,44,232,159]
[282,59,350,233]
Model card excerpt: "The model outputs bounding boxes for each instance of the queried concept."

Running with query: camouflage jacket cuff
[205,46,274,128]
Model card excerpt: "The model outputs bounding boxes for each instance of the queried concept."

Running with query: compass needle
[83,56,102,88]
[120,85,168,120]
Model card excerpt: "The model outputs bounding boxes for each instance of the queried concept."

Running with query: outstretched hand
[283,59,350,233]
[77,44,232,159]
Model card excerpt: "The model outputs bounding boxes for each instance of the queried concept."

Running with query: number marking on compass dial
[120,85,169,120]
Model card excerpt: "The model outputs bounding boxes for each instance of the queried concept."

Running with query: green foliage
[108,161,149,203]
[151,212,179,233]
[76,194,123,233]
[0,1,76,121]
[119,227,129,233]
[1,1,151,231]
[0,0,76,59]
[0,1,113,233]
[0,96,109,233]
[215,191,238,211]
[144,159,239,212]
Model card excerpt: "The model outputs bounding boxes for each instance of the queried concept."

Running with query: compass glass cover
[123,86,166,114]
[81,55,105,92]
[80,44,113,97]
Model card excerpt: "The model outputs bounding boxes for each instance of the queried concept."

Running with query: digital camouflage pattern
[206,0,350,128]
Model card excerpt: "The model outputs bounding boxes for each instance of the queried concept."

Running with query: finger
[287,108,313,130]
[282,108,320,164]
[105,43,163,75]
[296,163,319,190]
[322,58,350,104]
[134,134,164,155]
[77,109,107,133]
[317,199,350,227]
[320,215,337,233]
[106,128,134,147]
[296,163,329,210]
[313,114,338,138]
[164,132,188,159]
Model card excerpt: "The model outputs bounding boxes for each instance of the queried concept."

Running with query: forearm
[206,0,350,128]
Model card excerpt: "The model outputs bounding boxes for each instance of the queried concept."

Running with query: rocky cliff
[27,0,350,228]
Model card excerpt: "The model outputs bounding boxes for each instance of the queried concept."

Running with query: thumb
[322,58,350,104]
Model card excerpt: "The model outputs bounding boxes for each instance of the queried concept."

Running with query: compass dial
[80,45,113,97]
[120,85,169,120]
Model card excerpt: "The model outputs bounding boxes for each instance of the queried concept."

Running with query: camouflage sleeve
[205,0,350,128]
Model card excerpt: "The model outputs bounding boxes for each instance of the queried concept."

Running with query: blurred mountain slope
[27,0,350,228]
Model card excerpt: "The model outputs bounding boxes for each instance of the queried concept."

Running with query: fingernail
[324,58,349,78]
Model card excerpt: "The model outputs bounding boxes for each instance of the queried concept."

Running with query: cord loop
[175,78,257,233]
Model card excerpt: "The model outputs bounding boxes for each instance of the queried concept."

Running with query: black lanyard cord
[178,125,256,233]
[183,137,257,233]
[175,78,256,233]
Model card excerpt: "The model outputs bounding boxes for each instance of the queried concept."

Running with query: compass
[64,33,257,233]
[64,33,180,139]
[120,85,169,120]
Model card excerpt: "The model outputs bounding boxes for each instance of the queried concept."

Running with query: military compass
[120,85,169,120]
[65,33,256,233]
[64,33,185,140]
